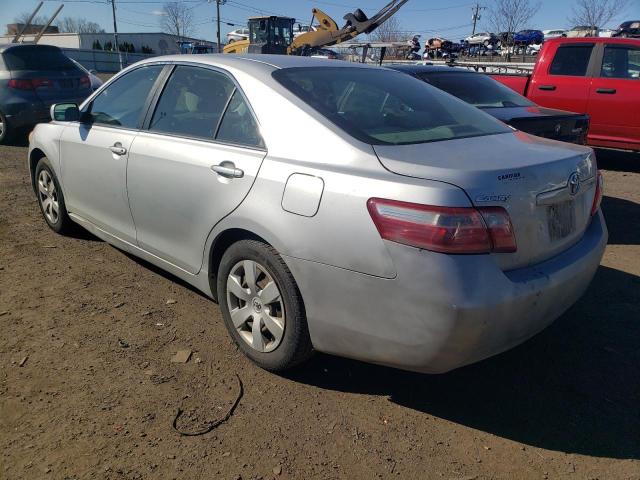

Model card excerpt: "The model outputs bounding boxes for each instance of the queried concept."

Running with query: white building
[0,32,216,55]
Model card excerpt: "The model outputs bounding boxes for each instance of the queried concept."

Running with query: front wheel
[217,240,313,371]
[35,158,73,234]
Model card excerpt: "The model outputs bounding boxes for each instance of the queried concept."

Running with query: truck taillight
[591,171,603,216]
[367,198,516,254]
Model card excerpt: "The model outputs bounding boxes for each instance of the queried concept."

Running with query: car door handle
[538,85,556,91]
[109,143,127,155]
[211,161,244,179]
[596,88,616,94]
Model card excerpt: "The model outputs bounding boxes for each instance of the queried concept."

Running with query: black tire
[0,110,14,145]
[34,157,74,234]
[217,239,313,371]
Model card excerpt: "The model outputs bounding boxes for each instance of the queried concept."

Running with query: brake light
[80,75,91,88]
[8,78,53,89]
[367,198,517,254]
[590,171,603,216]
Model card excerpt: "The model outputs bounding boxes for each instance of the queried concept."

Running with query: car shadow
[285,265,640,460]
[602,195,640,245]
[596,148,640,174]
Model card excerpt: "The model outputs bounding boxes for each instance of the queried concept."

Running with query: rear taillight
[80,75,91,88]
[367,198,517,254]
[8,78,52,89]
[590,171,603,216]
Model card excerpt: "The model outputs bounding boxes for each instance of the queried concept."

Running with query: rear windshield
[2,46,77,71]
[416,71,533,108]
[272,67,510,146]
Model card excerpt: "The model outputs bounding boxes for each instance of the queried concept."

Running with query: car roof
[135,53,376,72]
[386,64,472,75]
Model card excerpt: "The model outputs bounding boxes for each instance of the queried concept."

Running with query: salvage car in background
[543,29,567,40]
[29,55,606,374]
[465,32,496,46]
[389,64,589,145]
[492,37,640,152]
[0,44,93,144]
[613,20,640,38]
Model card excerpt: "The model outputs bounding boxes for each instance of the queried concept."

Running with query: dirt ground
[1,142,639,480]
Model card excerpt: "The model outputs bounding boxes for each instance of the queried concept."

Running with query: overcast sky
[2,0,639,43]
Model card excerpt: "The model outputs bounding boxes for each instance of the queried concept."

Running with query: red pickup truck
[492,37,640,152]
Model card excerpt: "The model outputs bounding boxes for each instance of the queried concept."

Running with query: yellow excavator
[222,0,409,55]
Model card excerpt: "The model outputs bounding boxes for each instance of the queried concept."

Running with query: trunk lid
[13,69,92,104]
[373,131,597,270]
[484,106,589,144]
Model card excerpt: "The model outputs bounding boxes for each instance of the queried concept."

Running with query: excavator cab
[247,16,295,54]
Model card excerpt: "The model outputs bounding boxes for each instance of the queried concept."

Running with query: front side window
[417,72,533,108]
[273,67,510,146]
[85,65,163,128]
[549,45,593,76]
[601,46,640,79]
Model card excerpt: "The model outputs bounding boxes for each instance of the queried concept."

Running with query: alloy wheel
[38,170,60,224]
[226,260,285,353]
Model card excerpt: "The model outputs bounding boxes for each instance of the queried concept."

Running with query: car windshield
[415,71,533,108]
[2,46,76,71]
[273,67,510,146]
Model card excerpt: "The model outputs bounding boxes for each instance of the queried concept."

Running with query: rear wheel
[35,158,73,234]
[217,240,313,371]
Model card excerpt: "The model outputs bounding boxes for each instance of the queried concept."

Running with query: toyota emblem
[568,172,580,196]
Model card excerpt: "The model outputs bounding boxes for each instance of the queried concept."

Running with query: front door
[126,65,267,273]
[60,64,164,244]
[587,43,640,150]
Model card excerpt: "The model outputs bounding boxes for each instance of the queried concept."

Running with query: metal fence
[60,48,156,73]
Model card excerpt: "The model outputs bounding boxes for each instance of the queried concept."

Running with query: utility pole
[110,0,123,70]
[471,3,485,35]
[210,0,226,53]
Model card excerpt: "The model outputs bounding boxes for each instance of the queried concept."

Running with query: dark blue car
[0,44,92,144]
[513,29,544,45]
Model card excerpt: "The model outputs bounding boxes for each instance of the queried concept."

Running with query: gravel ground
[1,142,639,480]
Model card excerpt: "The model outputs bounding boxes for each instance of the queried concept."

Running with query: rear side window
[550,45,593,76]
[216,90,264,148]
[273,67,510,146]
[85,65,163,129]
[150,65,264,148]
[601,46,640,79]
[2,46,77,71]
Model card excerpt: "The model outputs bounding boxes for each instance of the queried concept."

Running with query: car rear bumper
[285,210,607,373]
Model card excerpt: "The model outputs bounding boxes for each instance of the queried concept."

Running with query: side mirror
[50,103,80,122]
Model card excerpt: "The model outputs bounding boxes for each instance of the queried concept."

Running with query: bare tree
[486,0,541,39]
[161,2,194,41]
[568,0,627,29]
[13,12,50,26]
[58,17,105,33]
[367,17,407,59]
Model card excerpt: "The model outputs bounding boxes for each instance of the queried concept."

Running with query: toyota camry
[28,55,607,373]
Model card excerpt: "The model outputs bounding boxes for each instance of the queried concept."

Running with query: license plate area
[547,200,576,241]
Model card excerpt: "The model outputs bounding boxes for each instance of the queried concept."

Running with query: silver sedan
[28,55,607,373]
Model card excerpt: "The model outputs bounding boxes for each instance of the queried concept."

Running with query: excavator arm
[287,0,410,55]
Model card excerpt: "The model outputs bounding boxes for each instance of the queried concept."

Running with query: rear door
[60,64,165,244]
[586,42,640,150]
[528,42,596,113]
[126,64,266,274]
